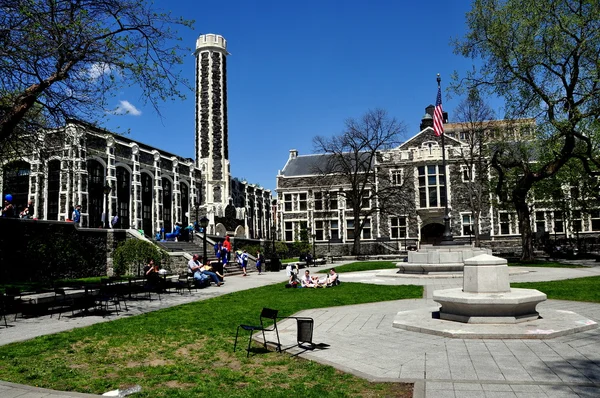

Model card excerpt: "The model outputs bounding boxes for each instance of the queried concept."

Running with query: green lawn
[318,261,397,273]
[512,276,600,303]
[0,282,421,397]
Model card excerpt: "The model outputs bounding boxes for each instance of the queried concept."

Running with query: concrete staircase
[156,239,250,277]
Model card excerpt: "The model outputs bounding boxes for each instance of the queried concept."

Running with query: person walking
[222,235,232,265]
[241,250,248,276]
[256,250,264,275]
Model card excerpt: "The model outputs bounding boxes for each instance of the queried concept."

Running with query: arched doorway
[86,160,105,228]
[141,173,153,236]
[2,161,30,215]
[420,223,445,245]
[116,167,131,229]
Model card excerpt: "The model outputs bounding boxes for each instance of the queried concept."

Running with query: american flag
[433,86,444,137]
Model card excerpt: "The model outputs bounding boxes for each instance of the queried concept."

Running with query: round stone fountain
[432,254,546,323]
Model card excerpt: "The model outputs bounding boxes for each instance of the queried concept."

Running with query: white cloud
[113,100,142,116]
[88,63,112,79]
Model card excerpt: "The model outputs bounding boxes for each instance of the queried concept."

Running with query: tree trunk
[514,194,535,261]
[352,236,361,256]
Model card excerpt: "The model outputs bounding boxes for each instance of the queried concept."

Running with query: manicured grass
[507,261,584,268]
[512,276,600,303]
[0,282,421,397]
[280,257,299,263]
[318,261,397,273]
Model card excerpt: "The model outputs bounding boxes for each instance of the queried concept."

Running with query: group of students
[1,195,34,219]
[233,249,265,276]
[286,266,339,288]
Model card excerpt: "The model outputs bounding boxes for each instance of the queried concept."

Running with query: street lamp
[103,183,112,229]
[200,215,209,263]
[312,233,316,266]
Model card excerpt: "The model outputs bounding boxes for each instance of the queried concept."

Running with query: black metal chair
[4,287,23,320]
[234,308,281,357]
[49,288,74,319]
[0,294,8,327]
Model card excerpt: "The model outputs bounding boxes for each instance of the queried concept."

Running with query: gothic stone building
[276,107,599,255]
[0,34,273,239]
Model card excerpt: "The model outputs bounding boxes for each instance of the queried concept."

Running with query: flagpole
[438,74,454,244]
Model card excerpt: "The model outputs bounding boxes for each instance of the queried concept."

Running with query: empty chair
[4,287,23,320]
[95,283,121,316]
[49,288,74,319]
[234,308,281,357]
[0,293,8,327]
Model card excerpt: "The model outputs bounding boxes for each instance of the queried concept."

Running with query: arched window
[47,160,61,220]
[2,161,30,216]
[86,160,105,228]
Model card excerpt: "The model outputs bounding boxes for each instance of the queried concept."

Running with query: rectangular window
[299,193,307,211]
[390,216,407,238]
[314,192,323,211]
[573,210,582,232]
[330,220,339,240]
[390,169,403,186]
[535,211,546,233]
[462,214,473,236]
[461,165,474,182]
[315,220,324,241]
[361,190,371,208]
[591,210,600,231]
[361,219,370,239]
[499,213,510,235]
[418,165,446,208]
[329,192,338,210]
[285,221,293,241]
[554,211,563,233]
[346,219,355,240]
[284,194,292,212]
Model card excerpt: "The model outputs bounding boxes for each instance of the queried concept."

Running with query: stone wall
[0,218,126,283]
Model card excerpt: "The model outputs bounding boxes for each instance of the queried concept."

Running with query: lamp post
[200,215,209,263]
[103,183,112,229]
[312,233,316,266]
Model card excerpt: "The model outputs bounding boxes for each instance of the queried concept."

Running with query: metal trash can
[269,256,280,272]
[296,317,314,348]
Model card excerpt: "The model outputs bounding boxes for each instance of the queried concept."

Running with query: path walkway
[2,262,600,397]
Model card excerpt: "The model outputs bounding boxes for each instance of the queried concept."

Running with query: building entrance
[420,223,445,245]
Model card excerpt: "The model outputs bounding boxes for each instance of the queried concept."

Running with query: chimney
[289,149,298,159]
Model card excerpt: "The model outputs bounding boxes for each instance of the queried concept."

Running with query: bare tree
[453,89,495,246]
[312,109,408,255]
[0,0,193,161]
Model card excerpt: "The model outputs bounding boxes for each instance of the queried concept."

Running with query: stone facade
[0,34,273,241]
[276,109,600,255]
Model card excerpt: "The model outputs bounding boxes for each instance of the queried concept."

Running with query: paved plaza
[3,261,600,397]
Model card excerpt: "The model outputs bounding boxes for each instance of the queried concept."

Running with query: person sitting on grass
[326,268,339,287]
[301,270,322,288]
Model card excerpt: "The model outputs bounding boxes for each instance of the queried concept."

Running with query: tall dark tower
[194,34,230,207]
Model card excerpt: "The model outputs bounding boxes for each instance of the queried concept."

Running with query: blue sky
[102,0,492,192]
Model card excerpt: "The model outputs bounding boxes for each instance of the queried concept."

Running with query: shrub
[113,239,170,276]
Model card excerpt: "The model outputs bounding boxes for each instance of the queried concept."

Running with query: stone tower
[194,34,230,207]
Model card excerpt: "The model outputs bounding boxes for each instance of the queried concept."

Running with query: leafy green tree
[453,0,600,260]
[0,0,193,160]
